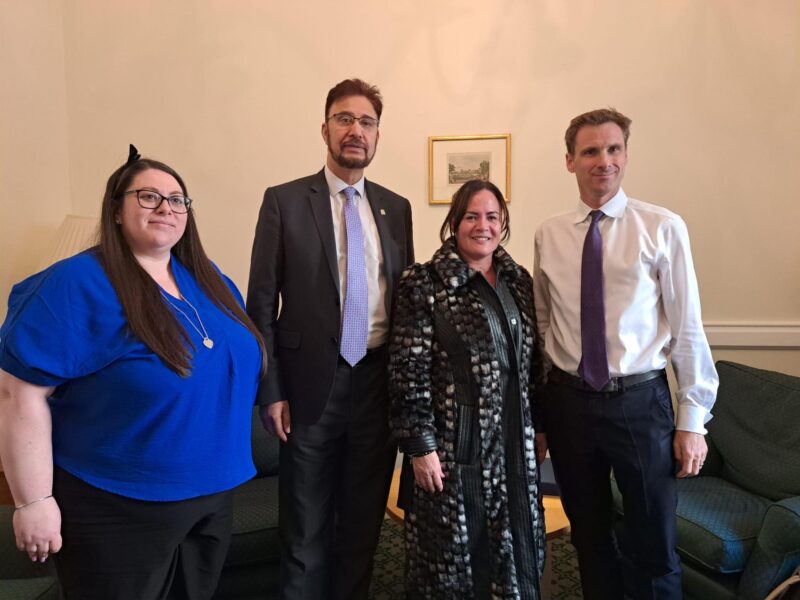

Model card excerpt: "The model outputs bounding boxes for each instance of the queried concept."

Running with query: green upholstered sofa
[0,408,279,600]
[613,361,800,600]
[213,407,281,599]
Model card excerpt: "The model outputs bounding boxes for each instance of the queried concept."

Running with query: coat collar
[429,237,524,290]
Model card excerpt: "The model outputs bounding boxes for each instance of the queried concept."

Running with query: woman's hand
[411,452,445,493]
[13,497,62,562]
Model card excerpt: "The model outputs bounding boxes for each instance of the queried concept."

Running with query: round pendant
[203,338,214,349]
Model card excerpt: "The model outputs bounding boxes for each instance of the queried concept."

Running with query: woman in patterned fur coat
[388,179,547,599]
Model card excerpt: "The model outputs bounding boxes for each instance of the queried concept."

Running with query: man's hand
[259,401,291,442]
[411,452,445,493]
[535,432,548,465]
[674,430,707,478]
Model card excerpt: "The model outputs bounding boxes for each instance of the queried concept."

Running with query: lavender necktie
[579,210,611,391]
[340,186,368,366]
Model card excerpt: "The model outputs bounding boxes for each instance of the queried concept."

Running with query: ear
[565,152,575,173]
[321,121,329,145]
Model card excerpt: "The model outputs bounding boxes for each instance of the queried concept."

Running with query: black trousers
[53,468,233,600]
[278,348,396,600]
[544,375,682,600]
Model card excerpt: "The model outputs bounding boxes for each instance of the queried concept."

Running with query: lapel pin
[380,209,386,216]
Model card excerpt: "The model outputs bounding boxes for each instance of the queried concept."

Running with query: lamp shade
[38,214,99,270]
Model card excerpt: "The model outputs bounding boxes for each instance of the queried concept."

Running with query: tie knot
[590,210,604,224]
[343,186,357,204]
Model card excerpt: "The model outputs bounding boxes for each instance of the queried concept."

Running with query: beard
[329,142,375,170]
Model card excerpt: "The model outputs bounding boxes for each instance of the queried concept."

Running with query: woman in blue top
[0,146,265,600]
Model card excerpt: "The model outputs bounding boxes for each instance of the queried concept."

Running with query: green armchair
[213,407,281,599]
[677,361,800,599]
[615,361,800,600]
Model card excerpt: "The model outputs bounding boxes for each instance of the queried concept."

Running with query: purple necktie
[340,186,368,366]
[579,210,611,391]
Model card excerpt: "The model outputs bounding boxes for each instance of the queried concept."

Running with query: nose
[154,197,173,213]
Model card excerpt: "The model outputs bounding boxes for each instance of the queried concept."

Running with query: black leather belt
[548,366,665,393]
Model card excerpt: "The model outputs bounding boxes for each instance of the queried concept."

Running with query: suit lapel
[365,180,395,313]
[309,170,340,295]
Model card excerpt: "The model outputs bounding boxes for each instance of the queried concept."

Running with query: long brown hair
[98,156,266,377]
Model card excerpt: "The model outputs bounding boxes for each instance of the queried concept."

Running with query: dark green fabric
[215,408,281,598]
[0,579,60,600]
[738,497,800,599]
[680,561,739,600]
[709,361,800,501]
[676,476,770,573]
[226,476,280,565]
[250,409,280,477]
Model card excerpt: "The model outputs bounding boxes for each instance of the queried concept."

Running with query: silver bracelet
[14,494,53,510]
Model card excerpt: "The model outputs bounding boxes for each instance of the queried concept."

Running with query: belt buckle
[604,377,621,393]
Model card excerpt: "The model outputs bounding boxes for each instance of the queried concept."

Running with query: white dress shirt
[324,166,389,349]
[533,189,718,434]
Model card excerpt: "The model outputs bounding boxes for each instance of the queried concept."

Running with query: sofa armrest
[700,433,723,476]
[738,496,800,600]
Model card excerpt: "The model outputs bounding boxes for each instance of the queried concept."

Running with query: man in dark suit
[247,78,414,600]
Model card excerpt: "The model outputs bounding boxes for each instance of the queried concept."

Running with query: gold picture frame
[428,134,511,205]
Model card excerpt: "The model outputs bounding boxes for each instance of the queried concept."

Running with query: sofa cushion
[677,476,771,573]
[709,362,800,501]
[226,476,280,568]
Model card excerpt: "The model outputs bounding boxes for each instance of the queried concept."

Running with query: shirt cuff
[675,403,709,435]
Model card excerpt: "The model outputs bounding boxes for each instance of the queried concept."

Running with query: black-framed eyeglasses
[327,112,380,131]
[122,189,193,213]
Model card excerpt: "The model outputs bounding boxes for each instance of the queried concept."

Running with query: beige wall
[0,0,71,310]
[2,0,799,373]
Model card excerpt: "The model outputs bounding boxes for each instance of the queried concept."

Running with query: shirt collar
[572,188,628,223]
[324,165,366,200]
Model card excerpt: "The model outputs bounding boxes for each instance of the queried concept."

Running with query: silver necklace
[160,291,214,349]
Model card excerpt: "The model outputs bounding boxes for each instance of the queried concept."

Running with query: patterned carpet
[369,518,583,599]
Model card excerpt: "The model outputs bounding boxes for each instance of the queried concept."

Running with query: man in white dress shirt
[533,108,718,600]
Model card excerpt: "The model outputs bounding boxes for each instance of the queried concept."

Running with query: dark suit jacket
[247,169,414,425]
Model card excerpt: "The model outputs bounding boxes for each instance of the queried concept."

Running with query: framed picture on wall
[428,134,511,205]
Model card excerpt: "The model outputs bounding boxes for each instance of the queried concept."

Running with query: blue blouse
[0,250,261,501]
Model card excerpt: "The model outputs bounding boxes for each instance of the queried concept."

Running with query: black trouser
[544,375,682,600]
[53,468,233,600]
[278,347,396,600]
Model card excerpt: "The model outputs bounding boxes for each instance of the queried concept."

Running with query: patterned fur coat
[388,238,546,599]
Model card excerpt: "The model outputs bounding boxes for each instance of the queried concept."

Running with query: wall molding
[704,323,800,349]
